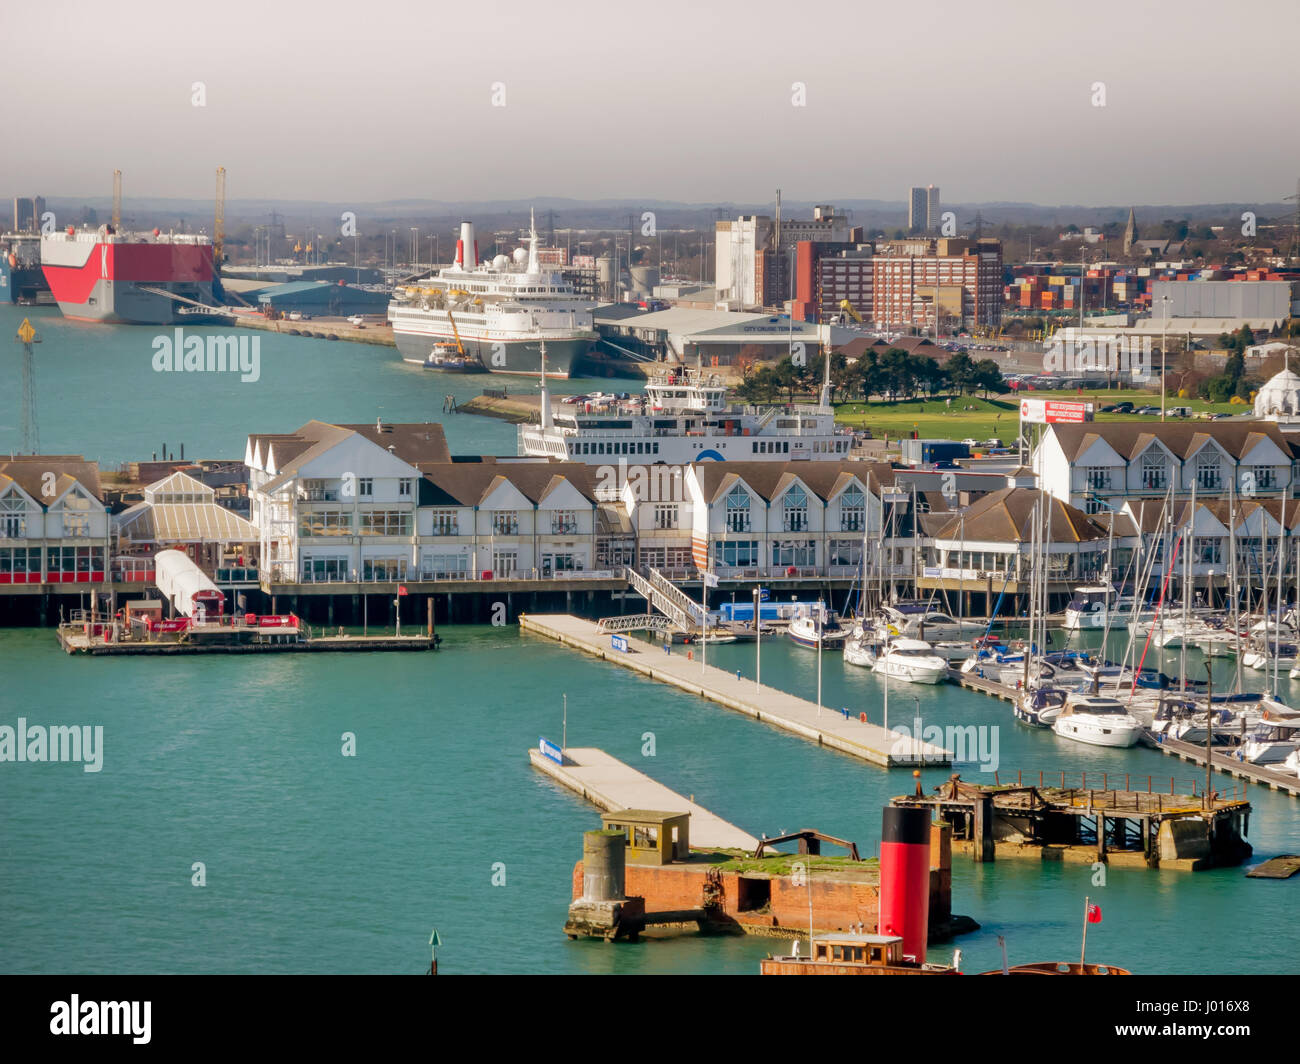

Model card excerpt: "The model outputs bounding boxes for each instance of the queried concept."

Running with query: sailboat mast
[1228,476,1242,694]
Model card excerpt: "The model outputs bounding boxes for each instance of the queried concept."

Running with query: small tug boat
[403,342,487,373]
[760,933,958,976]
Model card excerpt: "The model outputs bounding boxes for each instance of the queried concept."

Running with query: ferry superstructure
[519,364,854,464]
[387,213,595,378]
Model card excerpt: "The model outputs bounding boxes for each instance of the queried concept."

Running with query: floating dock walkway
[528,746,759,850]
[519,613,950,768]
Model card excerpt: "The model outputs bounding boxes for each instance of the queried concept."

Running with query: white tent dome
[1253,366,1300,419]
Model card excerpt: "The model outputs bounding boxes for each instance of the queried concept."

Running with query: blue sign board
[611,634,629,653]
[539,736,563,764]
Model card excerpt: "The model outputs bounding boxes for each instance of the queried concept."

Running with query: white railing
[625,567,705,631]
[596,614,672,632]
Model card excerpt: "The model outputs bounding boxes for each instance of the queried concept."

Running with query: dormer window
[1194,452,1223,491]
[725,485,751,532]
[1140,453,1169,490]
[783,486,808,532]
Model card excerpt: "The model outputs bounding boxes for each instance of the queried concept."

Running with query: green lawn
[833,391,1249,445]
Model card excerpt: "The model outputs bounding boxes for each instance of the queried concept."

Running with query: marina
[951,665,1300,797]
[4,0,1300,1023]
[519,612,952,767]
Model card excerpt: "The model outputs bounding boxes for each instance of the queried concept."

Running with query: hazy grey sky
[4,0,1297,206]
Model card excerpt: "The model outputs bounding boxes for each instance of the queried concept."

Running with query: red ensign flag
[1086,903,1102,924]
[398,585,408,596]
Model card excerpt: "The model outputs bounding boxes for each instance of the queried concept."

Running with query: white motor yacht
[871,639,949,685]
[876,603,986,642]
[1236,718,1300,765]
[1053,695,1144,748]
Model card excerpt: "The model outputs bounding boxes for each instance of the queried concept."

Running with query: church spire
[1122,208,1139,256]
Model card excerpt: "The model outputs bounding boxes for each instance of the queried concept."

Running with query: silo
[630,266,660,298]
[596,255,614,300]
[582,829,627,901]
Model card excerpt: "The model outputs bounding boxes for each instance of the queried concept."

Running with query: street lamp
[753,587,761,689]
[816,600,823,716]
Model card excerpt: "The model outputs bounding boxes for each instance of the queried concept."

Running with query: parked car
[561,394,591,404]
[1112,401,1134,413]
[961,438,979,447]
[1135,405,1160,415]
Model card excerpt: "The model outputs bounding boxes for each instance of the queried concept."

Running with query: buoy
[860,712,867,723]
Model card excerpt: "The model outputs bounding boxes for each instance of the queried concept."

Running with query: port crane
[445,306,466,356]
[836,298,864,324]
[214,166,226,265]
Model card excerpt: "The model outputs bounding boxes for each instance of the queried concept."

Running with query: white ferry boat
[387,213,595,378]
[519,364,853,464]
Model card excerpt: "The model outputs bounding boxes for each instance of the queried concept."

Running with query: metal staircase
[622,567,706,632]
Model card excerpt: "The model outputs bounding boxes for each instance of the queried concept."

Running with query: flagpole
[1081,895,1090,967]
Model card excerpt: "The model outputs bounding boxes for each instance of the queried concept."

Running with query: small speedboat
[788,610,850,650]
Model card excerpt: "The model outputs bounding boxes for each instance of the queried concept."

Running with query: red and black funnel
[879,805,931,964]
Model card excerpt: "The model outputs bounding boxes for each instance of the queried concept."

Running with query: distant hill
[21,195,1295,235]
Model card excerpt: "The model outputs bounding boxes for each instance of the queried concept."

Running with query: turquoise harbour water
[1,307,1298,974]
[3,626,1299,975]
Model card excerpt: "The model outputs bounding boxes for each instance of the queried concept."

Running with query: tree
[944,351,977,395]
[735,365,779,403]
[774,358,800,403]
[973,359,1006,397]
[879,347,916,400]
[854,351,881,402]
[913,355,945,397]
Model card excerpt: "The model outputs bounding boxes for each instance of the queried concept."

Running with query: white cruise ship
[519,364,854,464]
[387,213,595,377]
